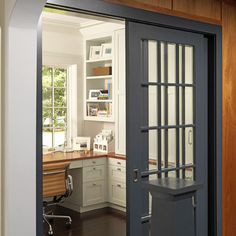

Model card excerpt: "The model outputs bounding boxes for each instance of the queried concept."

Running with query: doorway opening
[41,8,127,236]
[39,1,221,235]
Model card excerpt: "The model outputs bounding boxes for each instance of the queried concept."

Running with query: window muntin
[42,66,68,149]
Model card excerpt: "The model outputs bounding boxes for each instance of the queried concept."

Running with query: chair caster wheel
[66,221,72,229]
[48,230,53,235]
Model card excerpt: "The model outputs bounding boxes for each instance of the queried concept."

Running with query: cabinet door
[109,165,126,182]
[83,180,106,206]
[109,181,126,207]
[83,165,105,182]
[115,28,126,155]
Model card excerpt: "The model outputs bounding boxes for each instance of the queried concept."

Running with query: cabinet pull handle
[117,184,122,188]
[92,161,96,164]
[93,167,96,170]
[117,168,121,171]
[93,183,97,186]
[117,162,121,165]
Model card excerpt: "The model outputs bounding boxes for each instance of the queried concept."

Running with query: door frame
[37,1,222,236]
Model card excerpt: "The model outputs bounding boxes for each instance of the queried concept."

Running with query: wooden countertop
[43,150,126,164]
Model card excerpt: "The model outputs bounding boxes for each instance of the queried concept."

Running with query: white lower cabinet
[108,158,126,208]
[83,180,106,206]
[109,181,126,207]
[82,158,107,207]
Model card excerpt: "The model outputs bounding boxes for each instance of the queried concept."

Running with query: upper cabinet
[84,33,115,122]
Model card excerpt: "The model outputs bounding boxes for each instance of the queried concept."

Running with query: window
[42,65,69,149]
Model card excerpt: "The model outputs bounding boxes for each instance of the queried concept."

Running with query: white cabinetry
[84,33,115,122]
[82,158,107,207]
[114,28,126,155]
[108,158,126,207]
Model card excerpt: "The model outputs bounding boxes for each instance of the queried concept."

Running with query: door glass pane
[167,43,176,83]
[185,127,194,165]
[168,87,176,125]
[146,40,195,181]
[185,46,194,84]
[185,87,193,124]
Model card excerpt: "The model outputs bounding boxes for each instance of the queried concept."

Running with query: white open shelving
[84,33,115,122]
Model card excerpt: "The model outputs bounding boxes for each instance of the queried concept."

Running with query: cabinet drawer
[109,165,126,182]
[108,158,126,168]
[70,160,82,169]
[83,158,106,167]
[109,181,126,207]
[83,180,106,206]
[83,165,105,182]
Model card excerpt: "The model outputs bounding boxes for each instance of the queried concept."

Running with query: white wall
[3,1,46,236]
[42,22,84,136]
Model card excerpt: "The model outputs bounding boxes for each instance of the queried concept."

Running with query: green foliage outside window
[42,66,68,146]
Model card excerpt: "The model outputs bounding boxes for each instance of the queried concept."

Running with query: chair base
[43,211,72,235]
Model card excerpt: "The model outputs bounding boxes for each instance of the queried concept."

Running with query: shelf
[86,99,112,103]
[87,75,112,80]
[86,58,112,63]
[84,116,114,122]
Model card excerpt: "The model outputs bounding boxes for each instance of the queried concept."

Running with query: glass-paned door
[126,22,207,236]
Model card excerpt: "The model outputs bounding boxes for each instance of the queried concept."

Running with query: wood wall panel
[173,0,222,22]
[106,0,172,10]
[222,3,236,236]
[106,0,222,25]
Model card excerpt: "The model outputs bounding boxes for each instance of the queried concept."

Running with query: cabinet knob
[93,167,96,170]
[92,161,96,164]
[117,184,122,188]
[117,162,121,165]
[93,183,97,186]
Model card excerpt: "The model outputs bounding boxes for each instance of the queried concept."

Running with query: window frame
[42,64,77,149]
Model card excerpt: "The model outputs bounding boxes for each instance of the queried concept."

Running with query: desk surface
[43,151,126,164]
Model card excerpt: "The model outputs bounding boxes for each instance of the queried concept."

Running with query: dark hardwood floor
[43,206,126,236]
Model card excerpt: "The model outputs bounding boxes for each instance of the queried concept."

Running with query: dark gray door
[126,22,208,236]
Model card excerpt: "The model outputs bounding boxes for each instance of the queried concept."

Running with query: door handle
[133,169,139,183]
[188,130,193,145]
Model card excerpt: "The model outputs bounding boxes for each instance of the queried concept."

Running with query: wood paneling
[106,0,222,25]
[222,3,236,236]
[173,0,222,22]
[106,0,172,10]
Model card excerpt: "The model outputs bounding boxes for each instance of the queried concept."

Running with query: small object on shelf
[87,104,99,116]
[73,137,91,151]
[93,130,114,153]
[98,89,109,100]
[101,43,112,59]
[89,89,102,100]
[89,46,102,60]
[97,110,108,117]
[93,66,112,76]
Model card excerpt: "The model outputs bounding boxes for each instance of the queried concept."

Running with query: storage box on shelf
[84,34,115,122]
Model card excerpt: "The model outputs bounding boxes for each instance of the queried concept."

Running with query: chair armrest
[65,175,73,197]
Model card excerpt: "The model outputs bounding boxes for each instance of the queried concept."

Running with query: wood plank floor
[44,206,126,236]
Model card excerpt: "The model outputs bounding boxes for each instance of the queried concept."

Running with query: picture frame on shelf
[89,46,102,60]
[87,104,99,116]
[88,89,101,100]
[73,137,91,151]
[101,43,112,59]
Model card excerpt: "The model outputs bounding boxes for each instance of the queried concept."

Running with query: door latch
[133,169,139,183]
